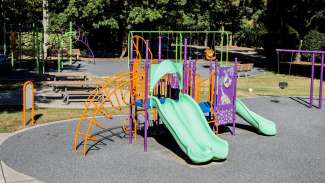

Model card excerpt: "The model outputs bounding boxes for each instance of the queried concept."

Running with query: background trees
[1,0,324,57]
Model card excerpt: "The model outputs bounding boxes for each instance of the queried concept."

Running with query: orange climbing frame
[72,34,155,158]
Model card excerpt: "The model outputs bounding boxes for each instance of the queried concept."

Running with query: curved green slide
[150,94,228,163]
[236,99,277,136]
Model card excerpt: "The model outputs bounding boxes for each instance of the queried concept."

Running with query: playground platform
[0,96,324,183]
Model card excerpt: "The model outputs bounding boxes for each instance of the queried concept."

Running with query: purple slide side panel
[217,66,236,127]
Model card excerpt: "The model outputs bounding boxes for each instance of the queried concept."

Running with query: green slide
[150,94,228,163]
[236,99,277,136]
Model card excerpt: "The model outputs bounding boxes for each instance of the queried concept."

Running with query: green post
[127,31,130,66]
[3,23,6,58]
[175,35,178,63]
[36,28,40,75]
[10,24,14,69]
[32,24,36,61]
[19,24,22,62]
[220,26,224,64]
[69,21,72,65]
[57,35,61,72]
[41,27,45,74]
[179,32,183,63]
[10,48,14,68]
[226,32,229,65]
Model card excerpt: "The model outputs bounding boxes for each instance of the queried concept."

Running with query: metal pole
[192,59,197,98]
[3,23,6,58]
[277,52,280,73]
[129,39,133,144]
[214,59,218,112]
[32,24,35,61]
[188,57,192,95]
[69,21,72,65]
[158,36,161,63]
[57,35,61,72]
[144,40,149,152]
[233,57,238,134]
[36,27,40,75]
[10,24,14,69]
[226,32,229,65]
[130,30,232,34]
[310,53,315,108]
[183,38,187,94]
[175,35,178,62]
[319,54,324,109]
[276,49,325,54]
[209,57,213,103]
[179,33,183,63]
[220,29,224,64]
[19,24,22,62]
[127,32,130,67]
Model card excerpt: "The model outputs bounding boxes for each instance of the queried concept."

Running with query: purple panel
[217,66,236,126]
[171,74,179,88]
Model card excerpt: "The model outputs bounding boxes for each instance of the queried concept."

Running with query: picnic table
[43,80,102,91]
[43,80,103,104]
[46,72,90,81]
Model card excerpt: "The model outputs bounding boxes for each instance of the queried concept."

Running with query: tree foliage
[1,0,324,56]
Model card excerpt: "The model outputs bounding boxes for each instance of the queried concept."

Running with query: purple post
[233,58,238,134]
[188,58,192,95]
[129,40,133,144]
[319,54,324,109]
[144,40,149,152]
[209,57,212,102]
[183,38,188,94]
[213,59,218,112]
[276,49,325,54]
[192,59,197,98]
[310,53,315,108]
[158,36,161,63]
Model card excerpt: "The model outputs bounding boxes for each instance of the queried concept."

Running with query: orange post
[22,81,35,127]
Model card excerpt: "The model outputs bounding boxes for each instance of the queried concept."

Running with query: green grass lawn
[0,72,323,133]
[0,106,128,133]
[236,72,323,97]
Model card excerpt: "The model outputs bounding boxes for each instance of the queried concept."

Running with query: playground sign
[216,65,237,133]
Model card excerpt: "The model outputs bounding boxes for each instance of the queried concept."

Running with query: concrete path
[0,97,324,183]
[0,161,43,183]
[0,134,42,183]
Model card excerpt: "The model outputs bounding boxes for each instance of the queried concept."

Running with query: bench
[72,49,81,61]
[42,81,102,92]
[62,91,102,104]
[47,72,89,81]
[236,63,254,77]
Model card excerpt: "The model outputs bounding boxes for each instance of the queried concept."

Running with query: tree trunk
[204,33,208,47]
[42,0,49,60]
[119,31,128,58]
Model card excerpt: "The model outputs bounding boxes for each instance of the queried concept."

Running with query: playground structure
[0,22,95,74]
[276,49,324,109]
[1,23,43,73]
[22,81,35,127]
[72,31,277,163]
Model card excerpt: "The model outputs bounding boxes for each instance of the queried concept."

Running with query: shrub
[302,30,325,51]
[302,30,325,60]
